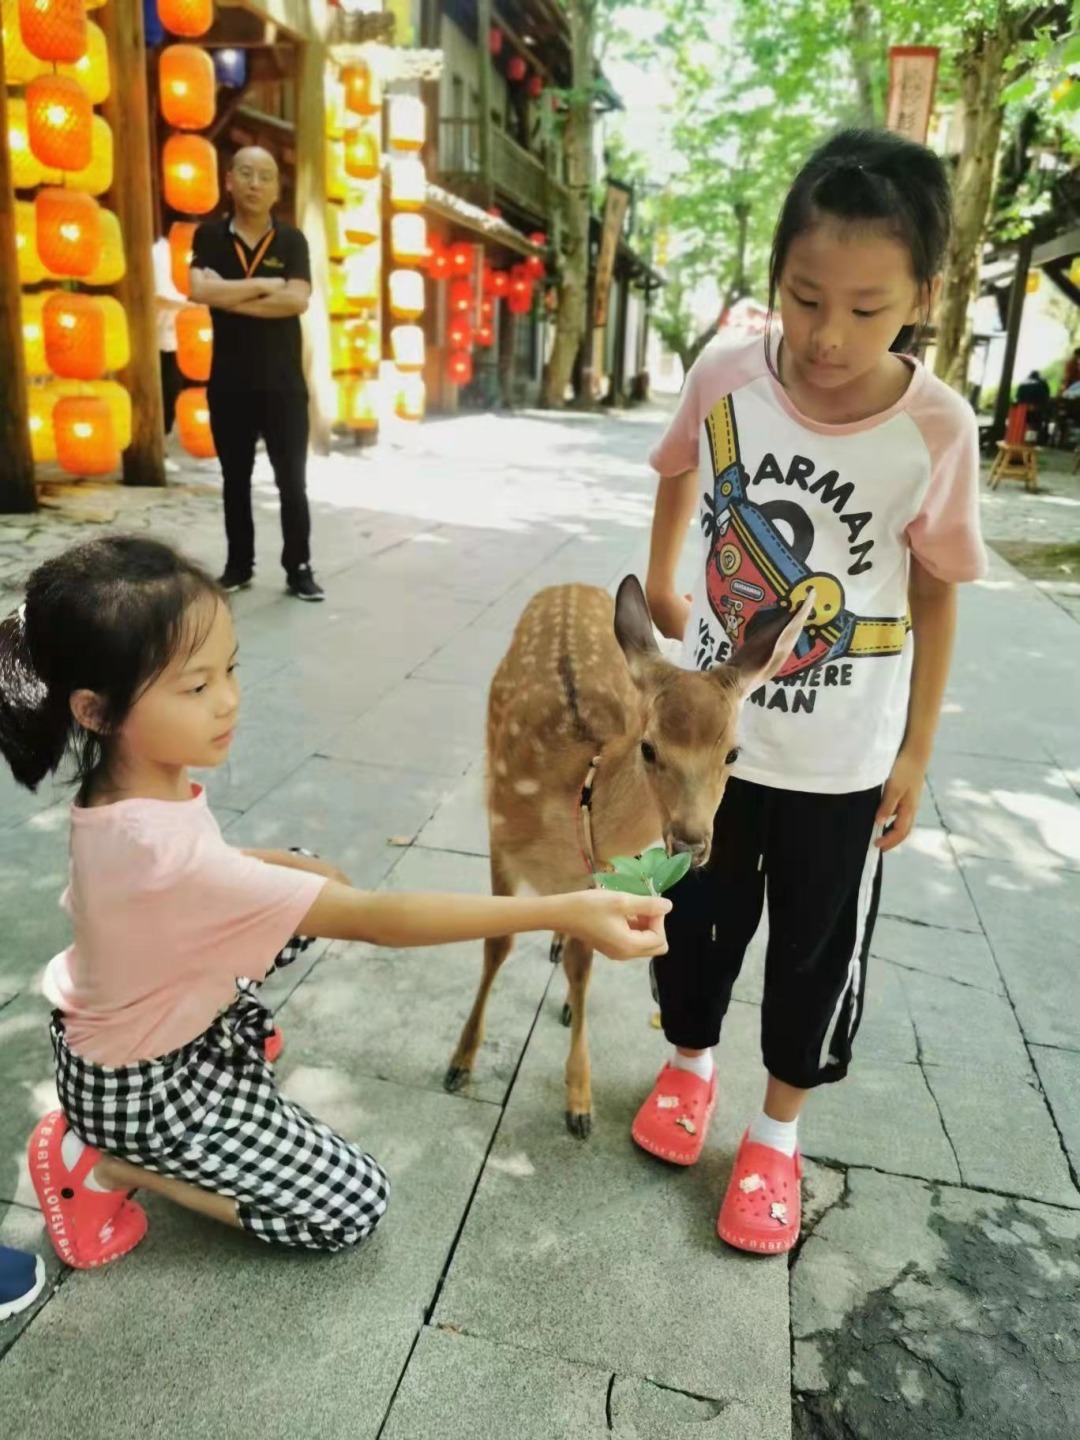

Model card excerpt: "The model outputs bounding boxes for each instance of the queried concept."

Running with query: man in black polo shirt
[189,146,324,601]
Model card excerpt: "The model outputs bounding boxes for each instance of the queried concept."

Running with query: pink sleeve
[648,337,769,477]
[649,359,706,476]
[185,845,328,982]
[906,389,988,583]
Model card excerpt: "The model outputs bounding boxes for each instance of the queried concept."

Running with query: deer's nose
[670,835,710,865]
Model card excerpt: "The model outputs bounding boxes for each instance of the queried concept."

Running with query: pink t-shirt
[44,786,327,1066]
[651,335,988,793]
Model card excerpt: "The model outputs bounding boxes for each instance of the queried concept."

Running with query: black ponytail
[0,609,70,790]
[0,537,223,796]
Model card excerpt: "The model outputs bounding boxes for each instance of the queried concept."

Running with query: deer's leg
[444,854,515,1094]
[562,935,595,1139]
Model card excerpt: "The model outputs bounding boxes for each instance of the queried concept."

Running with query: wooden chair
[988,404,1039,492]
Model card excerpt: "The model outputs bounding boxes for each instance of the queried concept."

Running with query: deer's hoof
[565,1110,593,1140]
[550,936,564,965]
[444,1065,471,1093]
[560,1002,573,1027]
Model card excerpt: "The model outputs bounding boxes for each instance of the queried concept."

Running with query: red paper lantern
[524,253,545,281]
[529,231,546,246]
[527,75,543,100]
[491,270,509,298]
[448,278,474,315]
[449,241,473,275]
[163,134,219,215]
[447,316,472,350]
[176,386,216,458]
[43,292,107,379]
[26,74,93,172]
[448,351,473,386]
[507,57,527,83]
[480,297,493,320]
[169,220,197,296]
[488,26,502,55]
[18,0,86,63]
[158,0,214,39]
[35,188,102,277]
[428,247,450,281]
[476,322,494,348]
[342,60,381,117]
[54,396,118,476]
[176,304,214,382]
[159,45,216,130]
[507,268,533,315]
[344,127,379,181]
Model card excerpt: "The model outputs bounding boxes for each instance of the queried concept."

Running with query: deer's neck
[588,734,663,863]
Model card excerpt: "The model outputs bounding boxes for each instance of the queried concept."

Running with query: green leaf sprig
[593,847,692,897]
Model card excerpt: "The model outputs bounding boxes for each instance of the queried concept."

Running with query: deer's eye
[641,740,658,765]
[725,747,741,766]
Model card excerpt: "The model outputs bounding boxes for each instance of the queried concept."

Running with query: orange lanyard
[232,228,275,278]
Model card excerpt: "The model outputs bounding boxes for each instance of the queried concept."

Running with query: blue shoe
[0,1244,46,1321]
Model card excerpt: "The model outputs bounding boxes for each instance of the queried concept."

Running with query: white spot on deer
[495,759,508,777]
[491,813,506,826]
[508,721,521,736]
[514,779,540,796]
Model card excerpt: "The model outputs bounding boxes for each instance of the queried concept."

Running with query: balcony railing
[438,118,567,222]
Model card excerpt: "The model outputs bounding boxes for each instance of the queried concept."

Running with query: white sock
[748,1111,799,1157]
[670,1048,714,1082]
[60,1128,110,1192]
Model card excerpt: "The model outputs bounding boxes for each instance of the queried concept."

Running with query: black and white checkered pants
[50,936,390,1252]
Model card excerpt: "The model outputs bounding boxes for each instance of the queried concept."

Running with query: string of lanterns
[157,0,219,461]
[4,0,131,475]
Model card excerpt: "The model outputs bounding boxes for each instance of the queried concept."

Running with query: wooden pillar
[0,27,36,513]
[99,0,166,486]
[476,0,493,208]
[992,231,1034,445]
[295,33,333,453]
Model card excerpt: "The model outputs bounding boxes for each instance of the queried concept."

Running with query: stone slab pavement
[0,405,1078,1439]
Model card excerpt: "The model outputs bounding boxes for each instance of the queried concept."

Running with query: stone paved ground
[0,407,1078,1439]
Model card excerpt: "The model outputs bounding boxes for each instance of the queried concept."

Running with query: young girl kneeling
[0,537,669,1270]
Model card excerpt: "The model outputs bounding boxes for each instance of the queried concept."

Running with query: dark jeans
[207,387,311,576]
[160,351,181,435]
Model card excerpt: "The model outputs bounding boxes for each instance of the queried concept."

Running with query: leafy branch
[593,847,692,896]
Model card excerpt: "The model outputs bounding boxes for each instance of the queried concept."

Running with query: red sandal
[28,1112,148,1270]
[631,1063,717,1166]
[264,1024,284,1065]
[717,1130,802,1255]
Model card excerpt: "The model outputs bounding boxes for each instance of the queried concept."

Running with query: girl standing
[0,536,669,1269]
[631,128,986,1253]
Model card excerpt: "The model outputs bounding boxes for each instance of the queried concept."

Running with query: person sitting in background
[1015,370,1051,443]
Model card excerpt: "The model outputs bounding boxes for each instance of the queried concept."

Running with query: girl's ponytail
[0,607,71,791]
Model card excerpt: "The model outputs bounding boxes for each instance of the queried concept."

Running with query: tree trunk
[849,0,878,127]
[542,0,594,409]
[0,25,36,513]
[677,200,751,376]
[934,9,1018,394]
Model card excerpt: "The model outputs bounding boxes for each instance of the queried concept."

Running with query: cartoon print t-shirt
[650,335,987,795]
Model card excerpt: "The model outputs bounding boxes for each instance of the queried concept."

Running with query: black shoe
[219,566,253,594]
[287,565,325,602]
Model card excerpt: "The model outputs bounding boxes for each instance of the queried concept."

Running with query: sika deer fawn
[444,575,811,1137]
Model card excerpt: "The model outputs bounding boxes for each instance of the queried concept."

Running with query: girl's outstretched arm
[298,884,671,961]
[646,467,699,641]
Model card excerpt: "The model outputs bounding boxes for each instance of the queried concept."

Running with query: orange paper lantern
[54,395,118,476]
[388,95,424,151]
[343,60,381,117]
[158,0,214,39]
[176,386,216,458]
[86,379,132,449]
[98,295,130,372]
[84,207,125,285]
[160,44,216,130]
[344,127,379,181]
[59,19,109,104]
[35,188,102,278]
[176,304,214,382]
[390,324,424,372]
[44,292,107,379]
[67,114,113,196]
[391,213,426,264]
[163,134,219,215]
[28,386,59,461]
[389,269,424,319]
[345,251,379,309]
[394,374,425,421]
[169,220,197,296]
[448,351,473,386]
[18,0,86,63]
[390,157,425,211]
[26,74,93,172]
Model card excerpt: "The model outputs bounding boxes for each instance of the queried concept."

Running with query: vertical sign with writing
[886,46,940,145]
[594,180,631,329]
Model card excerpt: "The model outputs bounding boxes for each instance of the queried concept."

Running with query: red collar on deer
[576,756,602,881]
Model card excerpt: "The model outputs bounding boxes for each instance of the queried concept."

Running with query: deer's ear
[725,589,815,694]
[614,575,661,666]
